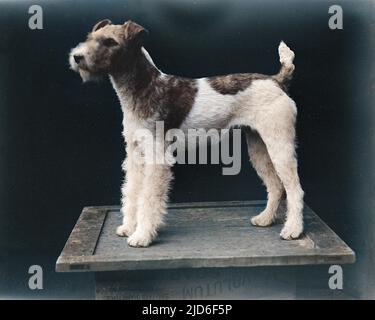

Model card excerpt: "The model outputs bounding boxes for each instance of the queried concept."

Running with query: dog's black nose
[73,54,83,64]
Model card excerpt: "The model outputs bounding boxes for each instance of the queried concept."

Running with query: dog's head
[69,20,148,82]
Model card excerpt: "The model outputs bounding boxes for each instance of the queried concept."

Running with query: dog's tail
[273,41,295,87]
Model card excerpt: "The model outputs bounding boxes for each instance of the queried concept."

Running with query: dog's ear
[123,20,149,46]
[92,19,112,32]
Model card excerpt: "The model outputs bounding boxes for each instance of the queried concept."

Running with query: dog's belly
[180,78,240,130]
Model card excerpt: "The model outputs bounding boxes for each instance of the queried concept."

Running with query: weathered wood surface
[56,201,355,272]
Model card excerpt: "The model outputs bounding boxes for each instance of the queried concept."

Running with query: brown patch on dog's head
[92,19,112,32]
[69,20,149,82]
[123,20,149,45]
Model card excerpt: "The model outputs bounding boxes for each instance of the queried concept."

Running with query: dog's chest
[121,108,155,144]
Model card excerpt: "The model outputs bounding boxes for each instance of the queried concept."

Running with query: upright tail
[273,41,295,87]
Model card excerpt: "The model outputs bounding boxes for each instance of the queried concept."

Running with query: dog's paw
[280,221,303,240]
[116,224,135,237]
[127,230,154,247]
[251,211,275,227]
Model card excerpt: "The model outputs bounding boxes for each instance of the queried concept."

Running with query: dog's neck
[109,47,161,111]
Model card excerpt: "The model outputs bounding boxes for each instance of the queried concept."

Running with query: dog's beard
[78,68,104,83]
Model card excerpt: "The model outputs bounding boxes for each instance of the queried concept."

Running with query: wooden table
[56,201,355,299]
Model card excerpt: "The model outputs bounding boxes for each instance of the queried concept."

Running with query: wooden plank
[56,207,107,271]
[56,201,355,272]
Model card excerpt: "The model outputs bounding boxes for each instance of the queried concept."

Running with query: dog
[69,19,304,247]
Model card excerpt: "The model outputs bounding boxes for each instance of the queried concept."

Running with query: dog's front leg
[116,143,144,237]
[127,139,173,247]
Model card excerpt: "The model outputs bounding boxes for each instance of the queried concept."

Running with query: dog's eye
[102,38,119,47]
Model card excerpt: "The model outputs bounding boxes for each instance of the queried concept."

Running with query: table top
[56,200,355,272]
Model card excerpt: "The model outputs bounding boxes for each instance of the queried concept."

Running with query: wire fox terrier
[69,20,304,247]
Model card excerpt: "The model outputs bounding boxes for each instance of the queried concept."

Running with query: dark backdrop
[0,0,374,299]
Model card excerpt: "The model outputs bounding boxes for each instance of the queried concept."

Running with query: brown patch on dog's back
[208,73,270,95]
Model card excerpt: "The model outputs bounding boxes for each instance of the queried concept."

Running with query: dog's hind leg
[245,127,284,227]
[252,97,304,240]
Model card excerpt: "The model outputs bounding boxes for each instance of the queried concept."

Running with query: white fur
[113,92,172,247]
[279,41,295,65]
[114,42,303,246]
[181,78,237,130]
[179,77,304,240]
